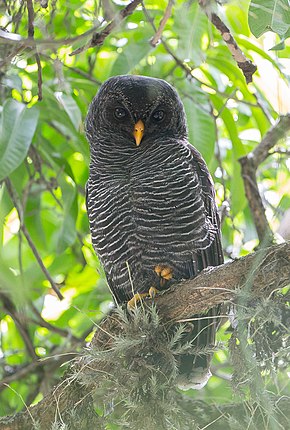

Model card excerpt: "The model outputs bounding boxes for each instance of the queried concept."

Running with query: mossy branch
[1,241,289,430]
[93,241,290,347]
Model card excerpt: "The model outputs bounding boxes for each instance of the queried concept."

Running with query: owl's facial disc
[133,120,144,146]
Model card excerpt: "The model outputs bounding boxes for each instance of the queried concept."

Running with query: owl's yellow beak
[133,120,144,146]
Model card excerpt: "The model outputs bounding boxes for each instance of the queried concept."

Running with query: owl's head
[85,75,188,150]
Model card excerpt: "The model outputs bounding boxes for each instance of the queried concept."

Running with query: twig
[29,302,77,339]
[0,25,100,48]
[251,114,290,167]
[0,351,78,394]
[26,0,42,100]
[239,114,290,243]
[35,53,43,100]
[198,1,257,83]
[70,0,142,56]
[150,0,174,47]
[270,148,290,156]
[0,293,38,360]
[5,178,64,300]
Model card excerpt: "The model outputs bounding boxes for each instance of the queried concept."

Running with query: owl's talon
[154,265,173,286]
[149,287,158,299]
[161,267,172,280]
[127,293,148,309]
[154,265,163,276]
[127,288,158,309]
[160,278,166,287]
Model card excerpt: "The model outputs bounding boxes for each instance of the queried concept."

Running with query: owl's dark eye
[114,107,127,119]
[152,110,165,122]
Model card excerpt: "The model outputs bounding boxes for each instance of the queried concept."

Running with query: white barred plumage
[85,75,223,389]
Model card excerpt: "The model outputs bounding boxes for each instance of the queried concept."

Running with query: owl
[85,75,223,390]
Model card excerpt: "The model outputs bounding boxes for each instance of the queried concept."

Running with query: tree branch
[239,114,290,243]
[198,1,257,83]
[5,178,64,300]
[26,0,42,100]
[93,241,290,347]
[1,242,289,429]
[70,0,142,56]
[150,0,174,47]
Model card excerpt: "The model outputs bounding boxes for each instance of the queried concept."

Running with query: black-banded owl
[85,75,223,390]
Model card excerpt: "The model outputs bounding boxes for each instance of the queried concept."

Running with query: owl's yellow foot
[154,265,173,287]
[127,292,148,309]
[127,287,159,309]
[149,286,158,299]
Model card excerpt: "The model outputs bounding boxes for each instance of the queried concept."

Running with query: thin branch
[198,1,257,83]
[0,22,103,68]
[0,293,38,360]
[35,53,43,100]
[5,178,64,300]
[70,0,142,56]
[251,114,290,167]
[26,0,42,100]
[150,0,174,47]
[26,0,34,38]
[239,114,290,243]
[0,351,78,394]
[0,25,100,48]
[29,302,77,339]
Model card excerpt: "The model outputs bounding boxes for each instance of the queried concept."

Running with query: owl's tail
[175,238,223,390]
[176,307,220,390]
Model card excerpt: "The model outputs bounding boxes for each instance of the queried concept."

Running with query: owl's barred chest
[89,145,209,250]
[96,147,200,221]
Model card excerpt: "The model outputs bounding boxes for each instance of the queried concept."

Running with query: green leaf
[57,174,78,253]
[249,0,290,38]
[183,100,215,164]
[174,2,208,65]
[236,35,284,71]
[54,92,82,131]
[211,94,247,215]
[270,26,290,49]
[0,99,39,181]
[110,28,153,75]
[230,160,246,215]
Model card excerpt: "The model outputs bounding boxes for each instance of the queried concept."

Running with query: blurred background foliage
[0,0,289,424]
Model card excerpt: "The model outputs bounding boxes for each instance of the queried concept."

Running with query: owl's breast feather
[127,143,213,250]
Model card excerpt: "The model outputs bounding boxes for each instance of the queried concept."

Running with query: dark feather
[85,75,224,389]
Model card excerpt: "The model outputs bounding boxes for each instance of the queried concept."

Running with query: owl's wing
[189,144,224,268]
[177,144,224,390]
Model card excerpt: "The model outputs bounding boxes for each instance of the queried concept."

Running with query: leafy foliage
[249,0,290,49]
[0,0,290,428]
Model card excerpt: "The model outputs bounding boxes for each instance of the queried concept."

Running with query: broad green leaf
[54,92,82,131]
[211,94,247,214]
[0,99,39,181]
[57,174,78,253]
[2,74,23,92]
[249,0,290,38]
[0,251,26,304]
[110,27,153,75]
[225,0,250,37]
[236,35,285,71]
[174,2,208,65]
[270,26,290,48]
[183,100,215,164]
[230,160,247,216]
